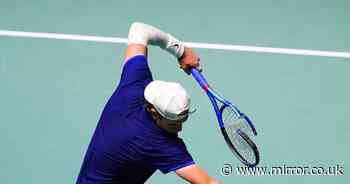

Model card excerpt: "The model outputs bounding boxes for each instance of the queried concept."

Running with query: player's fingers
[190,58,200,68]
[196,64,203,72]
[180,65,191,75]
[194,57,202,72]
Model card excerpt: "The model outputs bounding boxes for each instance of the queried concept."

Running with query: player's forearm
[127,22,185,59]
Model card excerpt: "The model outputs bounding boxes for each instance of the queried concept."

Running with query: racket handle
[190,68,209,91]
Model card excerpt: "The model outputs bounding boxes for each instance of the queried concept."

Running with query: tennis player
[76,22,220,184]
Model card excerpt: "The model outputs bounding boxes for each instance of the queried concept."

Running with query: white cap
[144,81,193,121]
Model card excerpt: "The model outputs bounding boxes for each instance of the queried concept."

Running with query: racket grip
[191,68,209,91]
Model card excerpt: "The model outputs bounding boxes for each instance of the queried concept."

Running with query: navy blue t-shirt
[76,55,194,184]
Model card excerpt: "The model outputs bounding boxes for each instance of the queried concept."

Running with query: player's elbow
[128,22,149,42]
[129,22,142,33]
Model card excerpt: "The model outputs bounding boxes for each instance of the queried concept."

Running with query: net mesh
[221,106,256,164]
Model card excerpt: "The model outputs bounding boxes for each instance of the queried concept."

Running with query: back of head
[144,81,191,121]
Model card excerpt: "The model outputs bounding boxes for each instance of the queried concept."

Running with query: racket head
[220,127,260,167]
[219,103,260,167]
[220,103,257,136]
[190,68,259,166]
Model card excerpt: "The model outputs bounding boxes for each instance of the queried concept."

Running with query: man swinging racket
[76,22,220,184]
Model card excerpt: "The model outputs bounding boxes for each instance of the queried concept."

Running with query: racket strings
[222,107,256,163]
[222,107,252,135]
[225,123,256,162]
[223,105,240,120]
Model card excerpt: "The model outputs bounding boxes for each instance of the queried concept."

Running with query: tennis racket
[191,68,260,167]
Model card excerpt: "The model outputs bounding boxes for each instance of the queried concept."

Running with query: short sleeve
[107,55,153,111]
[119,55,153,88]
[151,138,195,174]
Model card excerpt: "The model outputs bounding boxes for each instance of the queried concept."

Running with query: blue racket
[191,68,260,167]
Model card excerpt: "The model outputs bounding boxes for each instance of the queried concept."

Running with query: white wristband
[128,22,185,59]
[165,34,185,59]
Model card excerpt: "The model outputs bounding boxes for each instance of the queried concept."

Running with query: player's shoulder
[124,54,148,66]
[149,131,187,150]
[121,54,150,77]
[118,54,152,88]
[131,116,182,146]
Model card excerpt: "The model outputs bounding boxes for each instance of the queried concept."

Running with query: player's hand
[178,47,201,75]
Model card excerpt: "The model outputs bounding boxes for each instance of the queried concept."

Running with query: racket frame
[191,68,259,167]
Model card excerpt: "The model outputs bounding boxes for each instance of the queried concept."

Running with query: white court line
[1,30,350,59]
